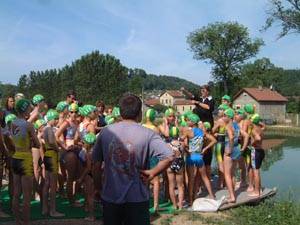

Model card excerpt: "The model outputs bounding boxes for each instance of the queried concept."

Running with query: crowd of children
[0,92,266,225]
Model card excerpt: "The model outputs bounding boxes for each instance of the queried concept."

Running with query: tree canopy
[263,0,300,38]
[187,21,264,94]
[1,51,199,106]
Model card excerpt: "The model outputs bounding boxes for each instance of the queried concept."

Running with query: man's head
[119,94,142,122]
[96,100,105,114]
[66,90,76,104]
[200,85,210,98]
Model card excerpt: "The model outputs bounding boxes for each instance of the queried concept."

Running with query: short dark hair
[67,90,76,98]
[96,100,105,108]
[119,94,142,120]
[201,85,210,92]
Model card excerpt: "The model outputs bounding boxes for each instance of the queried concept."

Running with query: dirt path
[2,212,226,225]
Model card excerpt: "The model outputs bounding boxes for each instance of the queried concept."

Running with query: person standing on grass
[92,94,174,225]
[192,85,215,128]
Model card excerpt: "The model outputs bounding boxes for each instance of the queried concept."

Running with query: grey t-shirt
[92,121,173,204]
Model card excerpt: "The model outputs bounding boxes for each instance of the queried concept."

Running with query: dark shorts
[44,150,59,173]
[11,158,33,176]
[170,157,184,173]
[102,200,150,225]
[203,149,213,166]
[250,148,265,169]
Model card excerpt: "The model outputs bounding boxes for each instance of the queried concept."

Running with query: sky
[0,0,299,85]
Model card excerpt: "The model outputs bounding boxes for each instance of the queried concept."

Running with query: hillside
[0,51,199,105]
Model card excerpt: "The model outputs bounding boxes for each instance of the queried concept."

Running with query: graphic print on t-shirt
[108,137,136,179]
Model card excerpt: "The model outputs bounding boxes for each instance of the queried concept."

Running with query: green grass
[192,199,300,225]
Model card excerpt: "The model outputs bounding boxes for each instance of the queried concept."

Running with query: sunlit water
[260,136,300,201]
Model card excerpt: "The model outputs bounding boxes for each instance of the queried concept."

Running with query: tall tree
[263,0,300,38]
[187,22,264,94]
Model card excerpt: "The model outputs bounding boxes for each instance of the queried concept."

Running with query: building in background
[233,87,288,123]
[145,87,195,114]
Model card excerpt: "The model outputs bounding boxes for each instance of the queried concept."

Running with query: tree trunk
[223,79,228,94]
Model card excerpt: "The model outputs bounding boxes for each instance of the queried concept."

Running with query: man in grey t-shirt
[92,94,173,225]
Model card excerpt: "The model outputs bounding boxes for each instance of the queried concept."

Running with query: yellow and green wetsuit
[43,126,59,173]
[11,118,33,176]
[214,125,227,163]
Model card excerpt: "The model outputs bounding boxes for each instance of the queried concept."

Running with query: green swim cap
[105,115,115,125]
[145,109,156,122]
[46,109,59,121]
[112,107,121,118]
[169,126,180,138]
[15,99,31,113]
[178,115,187,127]
[83,133,97,145]
[224,108,235,119]
[244,104,254,114]
[218,104,230,111]
[56,101,69,112]
[251,113,261,125]
[68,103,79,112]
[187,113,200,124]
[183,111,193,117]
[165,108,175,117]
[5,114,17,124]
[34,119,46,130]
[80,105,96,117]
[236,108,246,117]
[32,94,45,105]
[203,122,211,130]
[222,95,231,102]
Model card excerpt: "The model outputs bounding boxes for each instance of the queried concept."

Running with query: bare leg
[223,156,235,203]
[42,171,50,215]
[217,161,225,189]
[175,170,184,209]
[247,168,254,192]
[248,169,261,197]
[49,173,64,217]
[167,169,177,209]
[199,167,215,199]
[84,175,95,221]
[205,165,211,181]
[21,175,33,225]
[187,166,196,205]
[238,157,247,187]
[12,174,22,225]
[152,176,160,211]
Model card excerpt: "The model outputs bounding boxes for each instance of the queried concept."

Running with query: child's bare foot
[247,186,254,192]
[71,200,82,208]
[84,216,95,221]
[208,194,216,200]
[50,211,65,217]
[225,197,236,204]
[248,192,260,198]
[0,211,10,218]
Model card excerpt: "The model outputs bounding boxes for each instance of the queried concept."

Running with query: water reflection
[261,138,286,171]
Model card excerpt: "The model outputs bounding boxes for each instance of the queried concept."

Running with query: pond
[260,136,300,201]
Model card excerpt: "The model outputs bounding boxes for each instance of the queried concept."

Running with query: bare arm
[202,133,217,154]
[158,119,170,137]
[240,129,249,151]
[28,123,40,149]
[224,124,234,155]
[55,121,68,149]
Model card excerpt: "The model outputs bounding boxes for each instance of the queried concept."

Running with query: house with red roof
[144,87,195,114]
[233,87,288,123]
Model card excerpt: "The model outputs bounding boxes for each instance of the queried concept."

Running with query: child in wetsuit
[42,109,64,217]
[248,114,265,197]
[77,133,96,221]
[183,113,216,205]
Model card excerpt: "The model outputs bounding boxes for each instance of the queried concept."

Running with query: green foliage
[152,104,169,114]
[263,0,300,38]
[187,21,264,94]
[11,51,199,107]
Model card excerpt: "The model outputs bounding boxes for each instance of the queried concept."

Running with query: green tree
[187,22,264,94]
[263,0,300,38]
